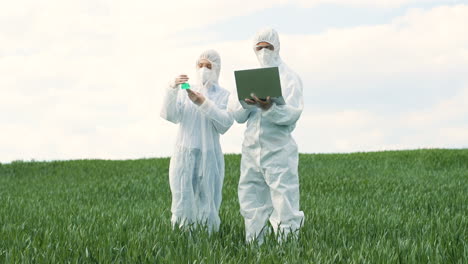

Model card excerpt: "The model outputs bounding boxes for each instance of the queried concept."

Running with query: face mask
[256,48,277,67]
[198,67,214,86]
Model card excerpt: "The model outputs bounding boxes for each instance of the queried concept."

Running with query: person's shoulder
[280,63,302,83]
[281,62,300,78]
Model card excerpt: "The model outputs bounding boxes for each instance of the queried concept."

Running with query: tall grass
[1,149,467,263]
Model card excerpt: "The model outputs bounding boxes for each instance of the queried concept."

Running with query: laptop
[234,67,285,109]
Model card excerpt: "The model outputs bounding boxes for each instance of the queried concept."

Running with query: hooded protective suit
[160,50,233,233]
[229,28,304,242]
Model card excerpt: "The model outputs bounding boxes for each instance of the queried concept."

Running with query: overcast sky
[1,0,467,163]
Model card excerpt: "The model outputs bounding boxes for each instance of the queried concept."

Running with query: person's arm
[228,98,254,124]
[262,77,303,126]
[160,82,183,124]
[198,98,234,135]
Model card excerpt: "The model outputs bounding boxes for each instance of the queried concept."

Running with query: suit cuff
[261,102,278,119]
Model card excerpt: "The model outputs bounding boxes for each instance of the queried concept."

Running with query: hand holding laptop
[245,94,272,111]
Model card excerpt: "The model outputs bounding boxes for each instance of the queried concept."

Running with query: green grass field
[1,149,467,263]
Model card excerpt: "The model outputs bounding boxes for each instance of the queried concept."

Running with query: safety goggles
[255,45,274,51]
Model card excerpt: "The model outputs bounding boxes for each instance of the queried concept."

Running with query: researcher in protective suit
[160,50,233,233]
[229,28,304,243]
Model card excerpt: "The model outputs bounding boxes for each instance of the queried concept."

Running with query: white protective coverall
[229,28,305,242]
[160,50,233,233]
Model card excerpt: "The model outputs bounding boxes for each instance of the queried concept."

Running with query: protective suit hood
[252,27,283,67]
[196,49,221,89]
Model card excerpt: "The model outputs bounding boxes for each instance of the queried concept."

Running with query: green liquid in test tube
[181,83,190,90]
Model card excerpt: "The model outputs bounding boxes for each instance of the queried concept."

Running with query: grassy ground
[0,149,467,263]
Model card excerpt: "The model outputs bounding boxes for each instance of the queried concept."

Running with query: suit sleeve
[228,97,254,124]
[261,75,303,126]
[198,96,234,135]
[160,84,183,124]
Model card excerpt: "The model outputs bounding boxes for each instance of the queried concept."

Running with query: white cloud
[403,86,468,126]
[294,85,468,153]
[282,4,468,81]
[293,0,456,8]
[1,2,467,162]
